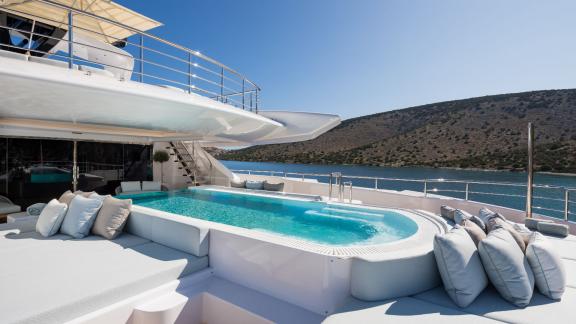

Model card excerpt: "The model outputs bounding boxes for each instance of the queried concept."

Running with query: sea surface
[221,160,576,221]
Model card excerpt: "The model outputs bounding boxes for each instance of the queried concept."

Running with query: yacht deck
[324,233,576,324]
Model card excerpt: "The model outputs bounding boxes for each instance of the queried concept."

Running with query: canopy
[0,0,162,43]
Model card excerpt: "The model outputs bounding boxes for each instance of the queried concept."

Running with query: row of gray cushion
[435,206,566,308]
[230,179,285,192]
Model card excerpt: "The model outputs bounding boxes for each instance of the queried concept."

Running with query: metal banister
[0,0,261,112]
[232,168,576,221]
[35,0,260,89]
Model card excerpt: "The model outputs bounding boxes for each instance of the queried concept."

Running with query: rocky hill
[215,89,576,173]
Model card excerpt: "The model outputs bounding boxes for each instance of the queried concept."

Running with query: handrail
[231,169,576,221]
[0,0,261,112]
[34,0,259,88]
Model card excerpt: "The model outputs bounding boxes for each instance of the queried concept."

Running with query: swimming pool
[125,188,419,246]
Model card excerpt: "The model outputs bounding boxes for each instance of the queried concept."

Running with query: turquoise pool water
[126,189,419,246]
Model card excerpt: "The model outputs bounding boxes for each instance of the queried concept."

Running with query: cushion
[263,181,284,192]
[486,215,526,252]
[142,181,161,191]
[454,210,485,231]
[478,207,499,223]
[459,219,486,247]
[26,202,47,216]
[433,227,488,307]
[92,197,132,239]
[440,205,457,221]
[537,222,569,238]
[245,180,264,190]
[230,179,246,188]
[121,181,141,193]
[478,228,535,307]
[89,192,110,201]
[60,196,103,239]
[58,190,76,206]
[35,199,68,237]
[525,218,552,230]
[74,190,95,198]
[525,232,566,300]
[513,223,533,247]
[0,202,20,214]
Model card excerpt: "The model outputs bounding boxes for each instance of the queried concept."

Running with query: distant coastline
[216,89,576,174]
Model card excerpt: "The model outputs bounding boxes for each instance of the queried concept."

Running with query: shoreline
[220,160,576,177]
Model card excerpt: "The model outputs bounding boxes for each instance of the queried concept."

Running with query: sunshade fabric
[0,0,162,43]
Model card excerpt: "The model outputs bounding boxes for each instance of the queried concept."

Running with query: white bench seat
[0,229,208,324]
[325,234,576,324]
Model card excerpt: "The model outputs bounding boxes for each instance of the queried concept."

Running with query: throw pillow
[36,199,68,237]
[433,227,488,307]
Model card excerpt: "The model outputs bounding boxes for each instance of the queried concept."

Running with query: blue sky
[118,0,576,119]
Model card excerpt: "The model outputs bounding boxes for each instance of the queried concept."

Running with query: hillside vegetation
[215,89,576,173]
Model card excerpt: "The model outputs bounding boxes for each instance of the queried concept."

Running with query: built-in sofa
[0,208,210,324]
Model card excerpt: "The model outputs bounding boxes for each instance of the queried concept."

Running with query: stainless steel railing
[0,0,261,112]
[231,169,576,222]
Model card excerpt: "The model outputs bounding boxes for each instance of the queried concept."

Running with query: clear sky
[117,0,576,119]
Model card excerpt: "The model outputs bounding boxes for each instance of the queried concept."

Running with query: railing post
[328,173,333,199]
[67,11,73,69]
[27,19,36,52]
[465,183,469,201]
[374,178,378,190]
[187,52,192,93]
[242,79,245,110]
[250,91,253,112]
[526,122,534,219]
[220,67,224,102]
[255,89,259,114]
[423,180,428,197]
[139,34,144,82]
[565,189,569,221]
[72,140,78,191]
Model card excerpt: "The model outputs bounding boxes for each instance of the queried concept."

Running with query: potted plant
[153,150,170,184]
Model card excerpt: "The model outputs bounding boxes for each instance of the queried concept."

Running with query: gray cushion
[121,181,141,193]
[454,210,486,232]
[60,195,103,239]
[0,202,21,214]
[478,207,499,223]
[35,199,67,237]
[525,218,553,231]
[454,209,472,225]
[263,181,284,192]
[478,228,535,307]
[486,216,526,252]
[526,232,566,300]
[245,180,264,190]
[26,203,47,216]
[440,205,457,221]
[459,219,486,247]
[74,190,96,198]
[92,196,132,239]
[433,227,488,307]
[230,179,246,188]
[58,190,76,206]
[537,222,569,238]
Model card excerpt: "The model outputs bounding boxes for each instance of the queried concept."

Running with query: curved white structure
[0,52,339,144]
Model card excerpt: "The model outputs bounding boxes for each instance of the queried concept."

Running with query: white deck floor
[324,234,576,324]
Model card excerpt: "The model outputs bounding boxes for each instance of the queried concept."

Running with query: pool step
[304,210,374,225]
[322,207,385,219]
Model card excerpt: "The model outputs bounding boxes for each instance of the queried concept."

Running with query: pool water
[126,189,418,246]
